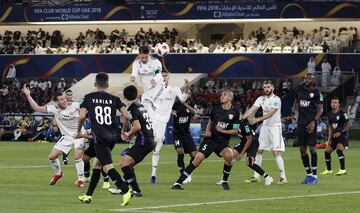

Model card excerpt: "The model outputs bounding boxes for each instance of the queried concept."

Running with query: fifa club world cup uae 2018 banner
[0,2,360,22]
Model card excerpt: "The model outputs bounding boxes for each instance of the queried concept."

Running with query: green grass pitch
[0,140,359,213]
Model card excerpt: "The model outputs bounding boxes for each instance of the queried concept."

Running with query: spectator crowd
[0,25,359,55]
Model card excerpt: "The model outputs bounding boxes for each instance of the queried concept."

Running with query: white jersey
[153,86,188,122]
[131,56,163,91]
[46,102,84,137]
[254,94,282,126]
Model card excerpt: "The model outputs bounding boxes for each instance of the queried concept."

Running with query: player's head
[123,85,138,101]
[65,89,73,102]
[304,72,315,87]
[162,70,169,85]
[95,72,109,89]
[53,92,67,109]
[220,89,233,104]
[139,46,150,64]
[331,96,340,110]
[262,80,275,96]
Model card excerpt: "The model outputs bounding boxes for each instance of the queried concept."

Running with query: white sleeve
[153,73,164,86]
[174,87,188,102]
[72,102,80,109]
[253,96,262,108]
[154,59,162,73]
[131,60,139,77]
[46,105,56,114]
[271,97,280,109]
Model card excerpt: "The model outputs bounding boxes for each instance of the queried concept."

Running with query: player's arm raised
[242,105,260,120]
[181,101,196,115]
[22,84,47,113]
[175,87,188,102]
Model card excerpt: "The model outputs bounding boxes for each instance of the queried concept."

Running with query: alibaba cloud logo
[213,11,222,18]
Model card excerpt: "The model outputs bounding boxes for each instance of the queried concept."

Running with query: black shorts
[94,143,116,166]
[85,141,115,158]
[297,124,317,146]
[330,135,346,149]
[126,141,155,164]
[233,139,259,158]
[198,137,229,158]
[173,133,197,154]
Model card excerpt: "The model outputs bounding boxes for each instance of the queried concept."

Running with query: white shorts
[54,136,85,154]
[152,119,167,152]
[258,125,285,152]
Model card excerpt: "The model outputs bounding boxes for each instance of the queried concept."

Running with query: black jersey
[295,84,323,125]
[327,110,349,134]
[80,91,125,144]
[238,119,255,144]
[210,104,240,142]
[128,101,154,145]
[172,101,193,135]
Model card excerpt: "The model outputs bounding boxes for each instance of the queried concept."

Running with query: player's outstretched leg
[172,153,204,190]
[247,157,273,185]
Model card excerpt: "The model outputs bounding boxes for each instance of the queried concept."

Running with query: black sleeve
[115,97,125,110]
[209,108,215,121]
[129,108,140,123]
[241,119,252,136]
[80,95,89,110]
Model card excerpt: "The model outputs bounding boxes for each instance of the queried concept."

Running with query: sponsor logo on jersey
[179,116,189,123]
[332,123,338,129]
[217,121,229,129]
[300,100,310,107]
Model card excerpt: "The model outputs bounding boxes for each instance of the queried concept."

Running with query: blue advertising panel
[0,2,360,23]
[1,54,358,79]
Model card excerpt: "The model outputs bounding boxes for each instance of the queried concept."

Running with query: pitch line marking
[110,191,360,212]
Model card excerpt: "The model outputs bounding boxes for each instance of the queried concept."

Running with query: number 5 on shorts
[202,144,207,151]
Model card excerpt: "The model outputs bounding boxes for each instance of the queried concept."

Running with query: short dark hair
[331,96,340,101]
[139,46,150,54]
[305,72,314,77]
[52,92,63,102]
[123,85,138,101]
[263,79,274,85]
[65,90,72,94]
[95,72,109,88]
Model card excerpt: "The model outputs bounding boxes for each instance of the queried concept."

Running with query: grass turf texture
[0,140,359,213]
